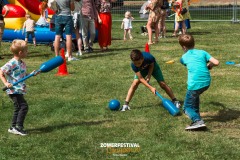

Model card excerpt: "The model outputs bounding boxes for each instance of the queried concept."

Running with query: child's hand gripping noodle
[2,56,64,91]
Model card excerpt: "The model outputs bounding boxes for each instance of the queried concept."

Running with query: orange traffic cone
[56,48,69,76]
[145,42,150,53]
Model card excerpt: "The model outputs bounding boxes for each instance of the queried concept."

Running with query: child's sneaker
[15,127,28,136]
[185,120,206,131]
[8,126,27,136]
[173,100,181,109]
[120,105,131,111]
[8,127,18,134]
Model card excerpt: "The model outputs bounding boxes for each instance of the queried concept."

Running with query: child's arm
[135,71,156,94]
[146,63,154,82]
[0,69,12,89]
[207,57,220,70]
[22,22,26,35]
[121,20,124,29]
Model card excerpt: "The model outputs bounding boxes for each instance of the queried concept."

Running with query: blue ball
[108,99,120,111]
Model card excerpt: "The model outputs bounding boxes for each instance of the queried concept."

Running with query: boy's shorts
[55,15,73,35]
[25,31,35,38]
[134,62,164,82]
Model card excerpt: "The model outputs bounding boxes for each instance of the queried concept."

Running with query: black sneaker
[89,47,93,53]
[15,126,28,136]
[84,49,90,53]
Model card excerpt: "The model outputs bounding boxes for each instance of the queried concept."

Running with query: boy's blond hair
[178,34,195,49]
[10,39,28,55]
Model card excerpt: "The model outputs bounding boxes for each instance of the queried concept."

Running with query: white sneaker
[185,120,206,130]
[76,51,82,56]
[173,100,181,109]
[8,127,27,136]
[65,51,68,58]
[68,57,79,61]
[120,105,131,111]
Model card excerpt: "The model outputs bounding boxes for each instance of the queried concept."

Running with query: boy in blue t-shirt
[121,49,180,111]
[179,34,219,130]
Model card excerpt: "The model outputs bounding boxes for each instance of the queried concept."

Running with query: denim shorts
[25,31,35,38]
[55,15,73,35]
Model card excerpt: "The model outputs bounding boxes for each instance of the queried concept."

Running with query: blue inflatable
[3,26,56,44]
[3,26,98,44]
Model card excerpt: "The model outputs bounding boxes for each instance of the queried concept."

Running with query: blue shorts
[25,31,35,38]
[134,63,164,82]
[55,15,73,35]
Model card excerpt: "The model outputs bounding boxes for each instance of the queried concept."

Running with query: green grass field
[0,21,239,160]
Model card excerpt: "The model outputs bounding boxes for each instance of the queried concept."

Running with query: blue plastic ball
[108,99,120,111]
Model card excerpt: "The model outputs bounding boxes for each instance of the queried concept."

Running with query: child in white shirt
[121,11,134,40]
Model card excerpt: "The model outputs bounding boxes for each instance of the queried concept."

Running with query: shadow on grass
[202,101,240,122]
[28,119,113,134]
[1,53,52,58]
[80,47,139,59]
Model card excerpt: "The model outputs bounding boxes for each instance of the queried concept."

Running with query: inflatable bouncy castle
[2,0,56,43]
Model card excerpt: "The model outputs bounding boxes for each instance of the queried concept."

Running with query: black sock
[172,98,177,101]
[124,101,129,105]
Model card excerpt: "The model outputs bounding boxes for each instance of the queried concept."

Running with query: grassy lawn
[0,21,239,160]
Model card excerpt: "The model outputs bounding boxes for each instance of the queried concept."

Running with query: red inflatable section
[17,0,55,15]
[3,4,26,18]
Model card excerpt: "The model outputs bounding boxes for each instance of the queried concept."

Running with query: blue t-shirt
[131,52,156,73]
[180,49,212,90]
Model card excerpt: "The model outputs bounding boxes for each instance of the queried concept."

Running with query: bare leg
[158,81,176,100]
[66,35,72,58]
[128,29,133,40]
[125,79,141,103]
[154,23,159,42]
[75,28,82,54]
[54,35,61,56]
[33,38,36,46]
[146,20,153,44]
[173,21,180,36]
[181,21,187,34]
[124,29,128,40]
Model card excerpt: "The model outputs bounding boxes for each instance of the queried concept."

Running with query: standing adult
[54,0,78,61]
[172,0,189,36]
[158,0,169,38]
[73,0,83,56]
[0,0,9,59]
[96,0,116,52]
[145,0,162,45]
[36,0,49,27]
[81,0,99,53]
